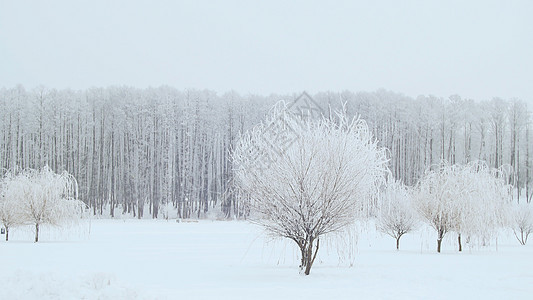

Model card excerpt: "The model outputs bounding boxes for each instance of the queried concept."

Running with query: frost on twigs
[0,166,86,242]
[376,179,417,250]
[509,202,533,245]
[414,161,511,253]
[233,102,388,275]
[0,168,25,241]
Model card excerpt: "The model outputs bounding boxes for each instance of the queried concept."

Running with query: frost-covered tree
[415,164,458,253]
[415,161,511,252]
[0,171,25,241]
[509,203,533,245]
[233,104,388,275]
[0,198,20,241]
[9,167,85,242]
[0,87,530,219]
[376,179,417,250]
[451,162,510,250]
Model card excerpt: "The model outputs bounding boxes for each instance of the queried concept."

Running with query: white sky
[1,0,532,102]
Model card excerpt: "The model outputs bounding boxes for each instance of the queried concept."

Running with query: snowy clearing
[1,219,532,299]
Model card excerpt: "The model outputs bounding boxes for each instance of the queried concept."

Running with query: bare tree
[509,203,533,245]
[233,104,388,275]
[376,179,417,250]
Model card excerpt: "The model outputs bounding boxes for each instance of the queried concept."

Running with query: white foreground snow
[1,219,532,299]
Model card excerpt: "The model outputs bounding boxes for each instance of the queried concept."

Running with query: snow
[1,220,532,299]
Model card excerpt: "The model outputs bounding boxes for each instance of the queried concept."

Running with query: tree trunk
[304,244,313,275]
[5,226,8,241]
[527,122,530,203]
[396,236,400,250]
[437,238,442,253]
[35,223,39,243]
[299,238,320,275]
[300,245,306,269]
[458,234,462,252]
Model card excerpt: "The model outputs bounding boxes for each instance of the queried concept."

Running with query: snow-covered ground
[1,219,532,299]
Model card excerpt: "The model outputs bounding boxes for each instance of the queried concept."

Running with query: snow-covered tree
[0,171,25,241]
[6,167,85,242]
[376,179,417,250]
[509,203,533,245]
[414,161,511,252]
[0,87,530,220]
[233,103,388,275]
[414,164,457,253]
[451,162,510,249]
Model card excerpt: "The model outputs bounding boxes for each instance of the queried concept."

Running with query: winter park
[1,1,533,299]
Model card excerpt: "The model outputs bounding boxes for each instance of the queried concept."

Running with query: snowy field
[1,219,532,299]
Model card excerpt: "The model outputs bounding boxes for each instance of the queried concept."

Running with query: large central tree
[233,104,388,275]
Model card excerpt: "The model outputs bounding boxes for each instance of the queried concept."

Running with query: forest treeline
[0,86,530,218]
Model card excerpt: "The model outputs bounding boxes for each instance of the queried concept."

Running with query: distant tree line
[0,86,530,218]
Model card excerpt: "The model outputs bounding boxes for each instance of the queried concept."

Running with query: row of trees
[234,104,532,275]
[339,92,531,196]
[377,162,531,252]
[0,167,84,242]
[0,86,266,219]
[0,86,531,218]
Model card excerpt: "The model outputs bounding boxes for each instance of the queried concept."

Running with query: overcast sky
[1,0,531,102]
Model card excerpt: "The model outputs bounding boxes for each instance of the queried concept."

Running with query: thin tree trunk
[396,236,400,250]
[527,122,530,202]
[458,233,462,252]
[35,223,39,243]
[5,226,8,241]
[300,244,306,269]
[310,238,319,268]
[514,229,526,245]
[437,229,444,253]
